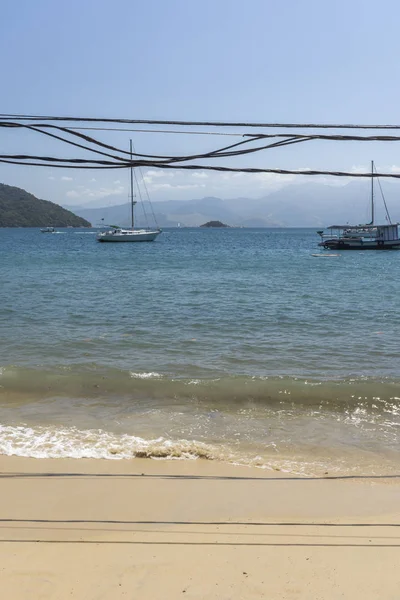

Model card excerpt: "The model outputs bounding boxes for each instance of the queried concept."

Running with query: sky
[2,0,400,207]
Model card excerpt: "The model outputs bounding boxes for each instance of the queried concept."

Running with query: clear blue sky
[2,0,400,205]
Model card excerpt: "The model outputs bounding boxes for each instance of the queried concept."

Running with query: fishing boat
[317,161,400,250]
[40,227,56,233]
[97,140,161,243]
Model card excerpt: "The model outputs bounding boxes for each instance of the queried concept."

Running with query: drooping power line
[2,115,400,179]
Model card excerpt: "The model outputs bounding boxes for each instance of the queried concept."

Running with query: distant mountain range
[0,183,91,228]
[64,179,400,228]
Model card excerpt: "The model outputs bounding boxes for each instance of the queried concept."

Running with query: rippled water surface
[1,227,400,473]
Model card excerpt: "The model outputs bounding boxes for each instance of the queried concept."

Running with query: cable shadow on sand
[0,538,400,547]
[0,472,399,481]
[1,518,400,527]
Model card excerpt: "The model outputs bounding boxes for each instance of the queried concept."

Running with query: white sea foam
[129,371,163,380]
[0,423,390,477]
[0,424,218,460]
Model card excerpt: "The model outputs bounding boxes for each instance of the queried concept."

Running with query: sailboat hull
[97,229,161,242]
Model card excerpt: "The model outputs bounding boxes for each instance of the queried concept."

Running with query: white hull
[97,229,161,242]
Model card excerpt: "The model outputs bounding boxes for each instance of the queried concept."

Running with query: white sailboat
[97,140,161,243]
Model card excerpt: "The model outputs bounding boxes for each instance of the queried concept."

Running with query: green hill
[0,183,91,227]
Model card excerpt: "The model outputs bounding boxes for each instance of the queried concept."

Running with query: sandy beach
[0,456,399,599]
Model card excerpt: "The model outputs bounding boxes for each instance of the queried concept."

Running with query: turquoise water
[1,227,400,474]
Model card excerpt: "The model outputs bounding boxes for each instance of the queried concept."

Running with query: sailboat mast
[371,160,374,224]
[130,139,134,229]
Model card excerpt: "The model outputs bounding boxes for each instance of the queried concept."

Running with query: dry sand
[0,455,400,599]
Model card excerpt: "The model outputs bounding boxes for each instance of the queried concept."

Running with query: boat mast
[371,159,374,225]
[130,139,136,229]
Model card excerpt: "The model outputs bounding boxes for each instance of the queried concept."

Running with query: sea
[1,226,400,476]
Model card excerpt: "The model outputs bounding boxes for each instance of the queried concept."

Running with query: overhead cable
[2,113,400,129]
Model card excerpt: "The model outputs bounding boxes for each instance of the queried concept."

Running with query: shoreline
[1,456,400,598]
[1,369,400,477]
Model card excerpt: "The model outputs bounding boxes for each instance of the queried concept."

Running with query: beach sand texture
[1,456,400,599]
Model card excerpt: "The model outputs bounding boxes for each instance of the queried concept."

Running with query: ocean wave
[0,424,223,461]
[0,422,331,475]
[1,365,400,412]
[0,422,389,477]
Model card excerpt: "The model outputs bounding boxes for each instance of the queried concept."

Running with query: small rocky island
[200,220,229,228]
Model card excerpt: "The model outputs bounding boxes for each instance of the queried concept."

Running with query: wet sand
[0,456,400,599]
